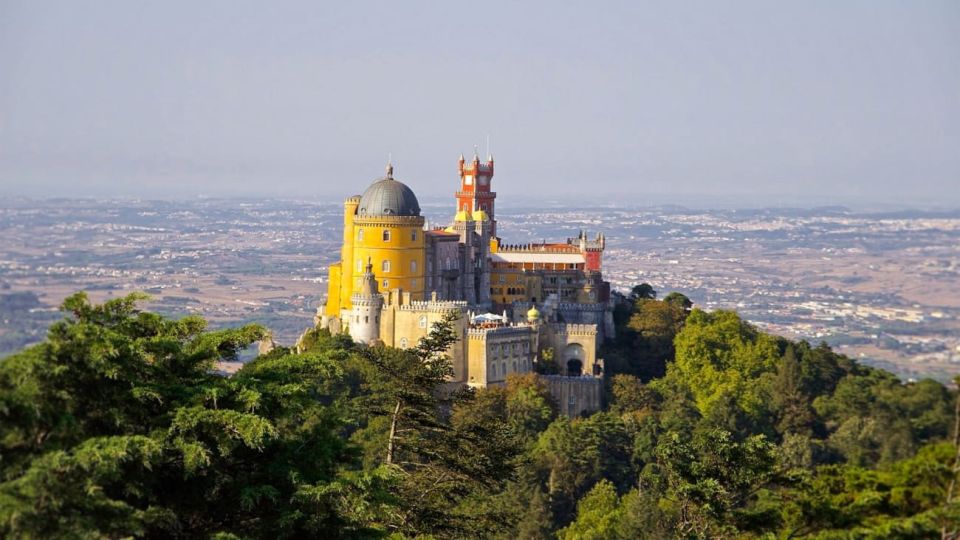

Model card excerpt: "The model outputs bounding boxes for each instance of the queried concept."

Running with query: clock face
[464,174,473,186]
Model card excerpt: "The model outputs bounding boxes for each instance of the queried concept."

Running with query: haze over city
[2,1,958,207]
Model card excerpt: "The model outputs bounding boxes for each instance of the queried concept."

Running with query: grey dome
[357,166,421,217]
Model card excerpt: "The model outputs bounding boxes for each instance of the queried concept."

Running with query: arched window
[411,230,417,241]
[382,279,389,288]
[382,260,391,273]
[356,259,362,272]
[400,338,408,349]
[445,257,451,270]
[357,228,364,241]
[382,229,391,242]
[419,316,427,328]
[411,278,417,288]
[501,362,507,377]
[410,260,417,273]
[490,363,497,377]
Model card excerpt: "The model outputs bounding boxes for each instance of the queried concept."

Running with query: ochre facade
[315,155,614,415]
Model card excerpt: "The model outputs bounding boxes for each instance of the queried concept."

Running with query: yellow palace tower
[324,163,426,320]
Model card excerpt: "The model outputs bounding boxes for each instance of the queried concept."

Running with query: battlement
[550,323,597,336]
[350,293,384,306]
[467,324,533,339]
[557,302,607,312]
[395,300,468,312]
[497,243,580,254]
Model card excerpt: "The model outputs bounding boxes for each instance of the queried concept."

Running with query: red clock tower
[456,153,497,237]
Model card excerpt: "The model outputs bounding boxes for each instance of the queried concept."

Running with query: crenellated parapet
[350,293,384,306]
[497,243,580,254]
[550,323,598,336]
[557,302,607,312]
[396,299,468,313]
[467,324,532,339]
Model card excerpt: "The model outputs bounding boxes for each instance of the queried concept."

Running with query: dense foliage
[1,289,958,538]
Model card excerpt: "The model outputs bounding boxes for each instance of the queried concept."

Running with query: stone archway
[563,343,585,376]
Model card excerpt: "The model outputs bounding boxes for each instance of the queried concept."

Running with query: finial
[366,257,373,272]
[473,145,480,161]
[386,159,393,179]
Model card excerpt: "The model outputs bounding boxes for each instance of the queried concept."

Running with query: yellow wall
[325,263,342,316]
[350,216,426,302]
[324,196,429,315]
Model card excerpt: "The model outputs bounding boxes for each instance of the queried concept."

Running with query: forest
[0,287,958,539]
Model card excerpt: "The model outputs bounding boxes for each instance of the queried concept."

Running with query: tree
[358,311,519,537]
[662,292,693,313]
[629,283,657,302]
[609,374,657,415]
[625,299,685,380]
[655,429,777,536]
[771,345,816,437]
[557,479,623,540]
[0,292,385,538]
[667,309,780,422]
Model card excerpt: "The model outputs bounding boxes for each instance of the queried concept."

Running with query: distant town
[1,198,958,383]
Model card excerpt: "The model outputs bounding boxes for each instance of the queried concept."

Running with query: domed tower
[349,259,384,344]
[324,163,426,320]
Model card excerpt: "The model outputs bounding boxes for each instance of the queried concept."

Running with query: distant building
[315,155,612,415]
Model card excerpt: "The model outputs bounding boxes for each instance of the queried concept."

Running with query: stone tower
[349,260,383,345]
[456,153,497,237]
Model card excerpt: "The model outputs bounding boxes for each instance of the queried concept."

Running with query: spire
[385,161,393,180]
[360,257,378,296]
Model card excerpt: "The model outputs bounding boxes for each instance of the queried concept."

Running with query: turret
[349,259,384,345]
[455,152,497,237]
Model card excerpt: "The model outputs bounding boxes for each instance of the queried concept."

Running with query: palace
[316,154,613,415]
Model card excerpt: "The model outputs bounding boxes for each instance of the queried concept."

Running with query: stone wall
[541,375,603,417]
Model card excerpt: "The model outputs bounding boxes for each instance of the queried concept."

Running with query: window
[410,260,417,273]
[411,279,417,288]
[382,229,391,242]
[400,338,408,349]
[364,316,368,323]
[419,316,428,328]
[501,362,507,376]
[382,279,389,288]
[512,361,516,372]
[491,363,497,377]
[382,260,391,273]
[411,230,417,241]
[357,228,364,241]
[356,259,362,272]
[499,275,506,283]
[445,257,451,270]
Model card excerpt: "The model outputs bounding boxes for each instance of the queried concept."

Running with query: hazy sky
[1,1,958,207]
